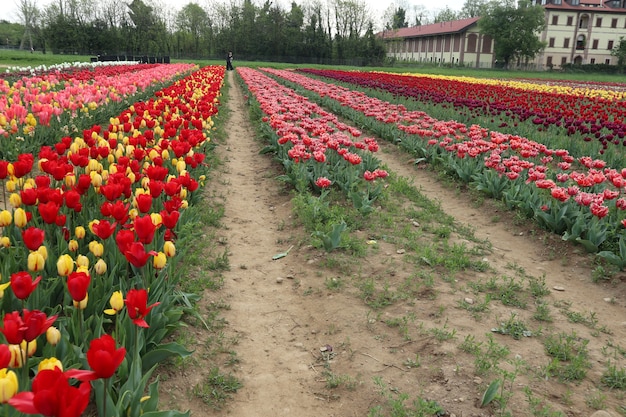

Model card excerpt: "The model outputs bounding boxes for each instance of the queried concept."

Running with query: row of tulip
[298,69,626,161]
[0,63,196,160]
[237,67,387,214]
[0,64,224,416]
[263,68,626,264]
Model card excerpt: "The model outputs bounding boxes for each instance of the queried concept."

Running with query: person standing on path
[226,51,234,70]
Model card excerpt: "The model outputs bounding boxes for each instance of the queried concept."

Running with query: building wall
[536,8,626,69]
[384,4,626,70]
[385,26,495,68]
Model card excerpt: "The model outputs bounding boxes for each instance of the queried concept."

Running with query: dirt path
[162,69,626,417]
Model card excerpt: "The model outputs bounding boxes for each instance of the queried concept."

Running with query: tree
[433,6,458,23]
[478,0,546,68]
[459,0,488,18]
[16,0,38,50]
[175,3,209,55]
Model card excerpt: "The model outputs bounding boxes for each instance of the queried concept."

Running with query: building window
[547,56,553,66]
[553,0,561,4]
[564,38,570,48]
[561,57,567,65]
[482,35,493,53]
[606,58,611,64]
[549,37,555,47]
[576,35,585,50]
[571,0,579,4]
[612,19,618,28]
[579,15,589,28]
[567,16,573,26]
[592,39,598,49]
[596,18,602,27]
[608,40,614,49]
[591,58,596,64]
[552,15,558,25]
[467,34,477,53]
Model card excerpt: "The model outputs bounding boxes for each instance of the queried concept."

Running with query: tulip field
[2,55,626,416]
[0,61,223,416]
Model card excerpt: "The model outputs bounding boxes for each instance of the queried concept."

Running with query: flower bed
[262,67,626,265]
[0,64,224,416]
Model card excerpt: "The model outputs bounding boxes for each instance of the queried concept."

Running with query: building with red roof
[380,0,626,70]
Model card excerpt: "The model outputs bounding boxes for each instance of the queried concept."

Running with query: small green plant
[429,319,457,342]
[528,275,550,298]
[543,331,591,382]
[474,334,510,375]
[325,276,344,290]
[491,312,532,340]
[533,302,553,322]
[193,367,242,410]
[369,376,445,417]
[459,334,482,355]
[601,361,626,389]
[523,387,564,417]
[585,390,607,410]
[313,221,347,252]
[403,354,421,369]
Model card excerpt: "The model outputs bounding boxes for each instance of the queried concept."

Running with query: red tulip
[92,219,117,240]
[22,309,57,342]
[0,311,25,344]
[66,271,90,303]
[160,209,180,229]
[125,288,160,328]
[135,193,153,213]
[10,271,41,300]
[134,215,156,244]
[115,229,135,255]
[38,201,60,224]
[21,227,45,251]
[0,344,10,368]
[66,334,126,381]
[124,242,157,268]
[20,188,38,206]
[9,367,91,417]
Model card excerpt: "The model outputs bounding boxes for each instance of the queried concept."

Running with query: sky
[5,0,467,30]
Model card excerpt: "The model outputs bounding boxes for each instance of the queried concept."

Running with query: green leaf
[142,342,194,373]
[480,379,501,407]
[140,411,191,417]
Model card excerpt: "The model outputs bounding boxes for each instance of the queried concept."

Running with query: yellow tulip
[75,226,86,239]
[0,281,10,298]
[46,326,61,346]
[150,213,162,227]
[94,259,107,275]
[13,208,27,228]
[181,200,188,209]
[0,237,9,248]
[5,180,15,193]
[0,368,18,403]
[153,252,167,269]
[0,210,12,227]
[176,160,186,174]
[68,239,78,252]
[65,174,76,187]
[104,291,124,315]
[27,251,45,272]
[8,345,23,368]
[38,357,63,372]
[8,193,21,208]
[21,339,36,357]
[56,254,74,276]
[161,149,170,160]
[76,254,89,269]
[90,172,102,187]
[163,241,176,257]
[88,241,104,257]
[37,245,48,261]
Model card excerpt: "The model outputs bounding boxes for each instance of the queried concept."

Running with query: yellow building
[380,0,626,70]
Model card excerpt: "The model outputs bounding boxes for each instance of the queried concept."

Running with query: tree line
[2,0,391,66]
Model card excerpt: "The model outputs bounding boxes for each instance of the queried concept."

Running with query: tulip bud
[8,345,23,368]
[176,160,186,174]
[5,180,16,193]
[0,210,12,227]
[75,226,86,239]
[37,245,48,261]
[150,212,162,227]
[0,368,18,403]
[56,254,74,277]
[68,239,78,252]
[181,200,188,209]
[65,174,76,187]
[27,251,45,272]
[106,291,124,315]
[13,208,27,228]
[76,254,89,269]
[180,188,188,199]
[0,282,10,299]
[8,193,21,208]
[0,237,9,248]
[90,172,102,187]
[21,339,37,357]
[89,241,104,257]
[94,259,107,275]
[38,357,63,372]
[73,293,88,310]
[161,149,170,160]
[46,326,61,346]
[163,241,176,257]
[153,252,167,269]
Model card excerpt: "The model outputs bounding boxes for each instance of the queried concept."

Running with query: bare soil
[158,70,626,417]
